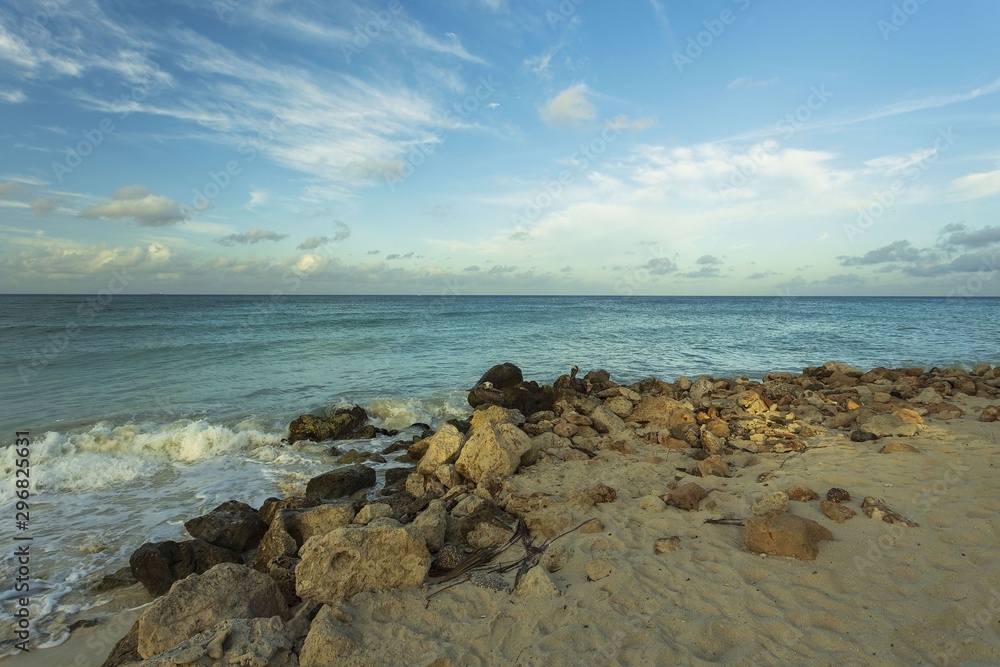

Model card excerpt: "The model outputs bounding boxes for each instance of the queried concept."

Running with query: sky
[1,0,999,296]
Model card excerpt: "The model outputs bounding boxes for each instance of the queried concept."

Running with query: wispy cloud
[540,83,596,127]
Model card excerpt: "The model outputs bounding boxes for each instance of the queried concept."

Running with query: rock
[583,483,617,504]
[696,455,731,478]
[579,518,604,534]
[585,369,611,384]
[353,502,392,525]
[305,464,377,499]
[639,495,667,512]
[785,485,820,502]
[654,536,682,554]
[101,619,141,667]
[384,466,414,488]
[689,377,715,405]
[894,408,924,425]
[406,472,446,501]
[820,500,856,523]
[136,563,288,659]
[856,414,920,438]
[259,496,320,527]
[129,539,241,597]
[250,515,300,572]
[826,487,851,503]
[433,545,463,572]
[416,423,467,474]
[980,406,1000,422]
[289,504,356,544]
[295,523,430,604]
[184,501,267,553]
[700,429,727,455]
[473,363,523,390]
[750,491,789,517]
[743,513,834,561]
[605,396,633,418]
[915,387,943,404]
[299,605,363,667]
[628,395,691,429]
[435,464,465,489]
[139,616,292,667]
[880,442,919,453]
[540,544,572,573]
[334,449,384,465]
[455,409,533,483]
[288,405,369,444]
[588,404,628,435]
[553,421,579,438]
[664,483,708,511]
[514,565,561,598]
[585,560,614,581]
[412,500,447,552]
[850,429,880,442]
[824,361,863,377]
[736,390,768,414]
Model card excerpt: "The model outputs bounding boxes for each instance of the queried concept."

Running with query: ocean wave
[0,419,284,492]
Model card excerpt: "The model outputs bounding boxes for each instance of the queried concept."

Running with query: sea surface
[0,294,997,653]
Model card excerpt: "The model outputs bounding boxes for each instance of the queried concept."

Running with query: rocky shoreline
[63,362,1000,665]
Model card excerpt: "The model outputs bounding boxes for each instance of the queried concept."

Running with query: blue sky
[1,0,999,295]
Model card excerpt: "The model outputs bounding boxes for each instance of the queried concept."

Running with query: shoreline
[5,361,1000,666]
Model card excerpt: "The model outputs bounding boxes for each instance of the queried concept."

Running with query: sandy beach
[4,365,1000,667]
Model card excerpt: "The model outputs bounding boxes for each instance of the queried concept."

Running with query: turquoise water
[0,294,997,651]
[2,295,997,436]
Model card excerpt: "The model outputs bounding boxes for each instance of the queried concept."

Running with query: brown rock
[696,455,731,478]
[653,536,682,554]
[664,483,708,511]
[785,485,820,502]
[826,487,851,503]
[820,500,856,523]
[553,421,579,438]
[585,560,613,581]
[980,406,1000,422]
[583,483,617,504]
[879,442,919,453]
[658,433,690,449]
[893,408,924,425]
[743,513,834,560]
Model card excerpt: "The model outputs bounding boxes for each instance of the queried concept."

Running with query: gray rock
[136,563,288,659]
[129,539,241,597]
[305,464,376,499]
[184,500,266,553]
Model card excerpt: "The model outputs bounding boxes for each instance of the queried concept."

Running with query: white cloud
[81,188,189,226]
[246,189,269,209]
[540,84,596,127]
[949,169,1000,202]
[0,88,26,103]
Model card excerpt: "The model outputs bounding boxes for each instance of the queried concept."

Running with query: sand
[5,396,999,667]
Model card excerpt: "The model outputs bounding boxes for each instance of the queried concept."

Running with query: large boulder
[455,407,533,483]
[473,363,523,390]
[305,464,377,499]
[251,504,357,572]
[288,405,371,445]
[129,539,241,597]
[856,414,920,438]
[184,500,267,553]
[136,563,288,659]
[295,522,430,604]
[299,605,363,667]
[629,396,690,429]
[416,423,466,474]
[744,513,833,561]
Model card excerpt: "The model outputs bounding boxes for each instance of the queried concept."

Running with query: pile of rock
[107,360,995,665]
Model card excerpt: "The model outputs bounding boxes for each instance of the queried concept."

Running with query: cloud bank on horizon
[1,0,999,296]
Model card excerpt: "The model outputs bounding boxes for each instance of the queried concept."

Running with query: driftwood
[861,497,919,527]
[425,518,589,605]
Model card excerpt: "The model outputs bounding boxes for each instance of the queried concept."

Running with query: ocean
[0,294,997,651]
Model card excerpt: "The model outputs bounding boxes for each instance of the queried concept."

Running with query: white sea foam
[365,393,469,431]
[0,420,284,493]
